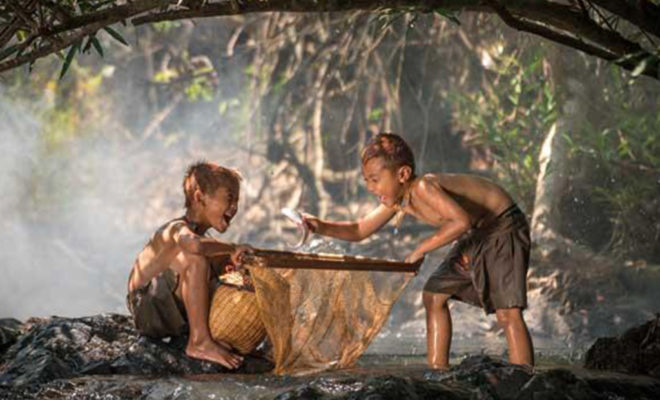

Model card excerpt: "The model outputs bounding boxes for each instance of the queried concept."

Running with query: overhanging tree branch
[0,0,657,79]
[588,0,660,39]
[487,0,658,79]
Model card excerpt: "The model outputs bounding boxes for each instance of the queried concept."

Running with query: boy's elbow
[350,233,366,242]
[352,224,370,242]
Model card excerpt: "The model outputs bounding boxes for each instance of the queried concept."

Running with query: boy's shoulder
[156,217,186,232]
[410,173,443,191]
[417,172,497,187]
[409,172,498,198]
[414,172,454,183]
[150,217,194,243]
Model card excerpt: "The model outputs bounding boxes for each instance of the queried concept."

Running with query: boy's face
[199,184,240,233]
[362,157,408,208]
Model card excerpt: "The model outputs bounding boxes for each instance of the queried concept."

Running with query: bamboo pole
[244,249,422,274]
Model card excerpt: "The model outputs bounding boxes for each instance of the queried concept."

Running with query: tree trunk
[531,48,587,246]
[531,121,566,242]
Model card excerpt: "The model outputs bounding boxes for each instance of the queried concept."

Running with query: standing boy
[303,133,534,369]
[127,161,252,369]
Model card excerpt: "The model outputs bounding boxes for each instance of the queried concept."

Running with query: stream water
[58,352,656,400]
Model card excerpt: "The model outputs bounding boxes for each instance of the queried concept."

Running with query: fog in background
[0,87,261,320]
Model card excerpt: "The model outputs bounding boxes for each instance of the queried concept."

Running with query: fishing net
[244,253,413,375]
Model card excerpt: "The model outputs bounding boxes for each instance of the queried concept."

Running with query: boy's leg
[495,308,534,367]
[175,251,243,369]
[423,291,453,369]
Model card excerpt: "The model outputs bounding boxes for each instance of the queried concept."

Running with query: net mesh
[246,254,412,375]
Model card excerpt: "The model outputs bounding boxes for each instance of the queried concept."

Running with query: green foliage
[153,52,218,102]
[153,21,182,33]
[103,27,129,46]
[59,41,81,80]
[218,98,241,116]
[562,73,660,259]
[83,36,104,57]
[368,107,384,122]
[0,44,20,62]
[56,24,128,79]
[185,76,215,102]
[450,47,557,211]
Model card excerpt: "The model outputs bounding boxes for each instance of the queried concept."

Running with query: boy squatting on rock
[126,162,253,369]
[303,133,534,369]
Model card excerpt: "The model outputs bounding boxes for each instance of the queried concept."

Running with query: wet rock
[0,318,22,357]
[0,313,272,389]
[2,315,659,400]
[584,315,660,377]
[276,356,530,400]
[276,355,660,400]
[518,367,660,400]
[2,352,659,400]
[0,376,151,400]
[426,355,533,399]
[428,355,660,400]
[516,368,597,400]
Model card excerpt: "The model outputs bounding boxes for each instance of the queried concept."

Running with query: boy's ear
[398,165,412,182]
[193,188,205,205]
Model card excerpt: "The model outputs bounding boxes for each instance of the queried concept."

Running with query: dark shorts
[126,268,188,338]
[126,258,227,338]
[423,205,531,314]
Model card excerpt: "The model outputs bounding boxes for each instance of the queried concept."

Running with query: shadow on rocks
[0,313,272,389]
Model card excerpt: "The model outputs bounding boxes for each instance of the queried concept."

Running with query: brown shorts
[126,268,188,338]
[126,259,226,338]
[423,205,531,314]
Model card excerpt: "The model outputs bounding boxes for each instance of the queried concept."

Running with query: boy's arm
[170,222,243,257]
[305,204,397,242]
[405,178,471,262]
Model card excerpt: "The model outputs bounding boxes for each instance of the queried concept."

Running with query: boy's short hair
[183,161,242,208]
[361,133,416,174]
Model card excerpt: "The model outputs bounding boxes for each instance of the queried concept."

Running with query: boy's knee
[423,291,450,310]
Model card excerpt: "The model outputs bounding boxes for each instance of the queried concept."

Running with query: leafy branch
[0,0,659,79]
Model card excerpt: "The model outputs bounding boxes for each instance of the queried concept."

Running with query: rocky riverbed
[1,313,659,399]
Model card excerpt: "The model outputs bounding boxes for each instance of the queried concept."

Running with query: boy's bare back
[405,173,515,230]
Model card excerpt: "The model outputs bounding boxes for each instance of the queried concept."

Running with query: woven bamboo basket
[208,284,266,355]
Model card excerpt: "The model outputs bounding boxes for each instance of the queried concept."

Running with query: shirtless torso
[403,173,515,230]
[128,218,202,293]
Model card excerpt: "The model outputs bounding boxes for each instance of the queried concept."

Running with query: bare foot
[186,340,243,369]
[214,339,234,352]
